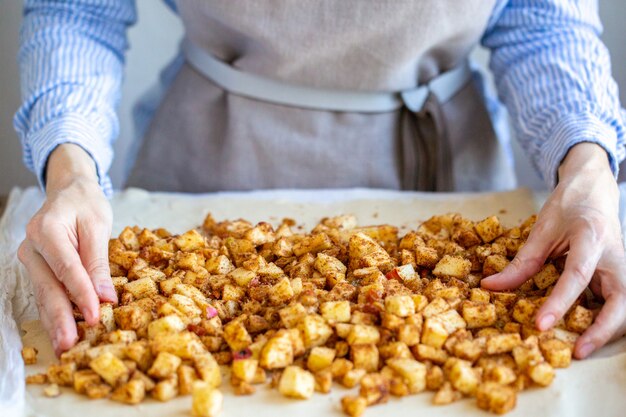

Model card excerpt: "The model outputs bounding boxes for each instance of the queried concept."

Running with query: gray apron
[127,0,516,193]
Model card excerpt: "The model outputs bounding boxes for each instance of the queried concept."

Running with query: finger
[535,235,603,331]
[481,223,552,291]
[77,220,117,304]
[33,225,100,325]
[18,242,78,356]
[574,292,626,359]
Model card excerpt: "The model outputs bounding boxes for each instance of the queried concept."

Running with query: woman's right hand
[17,144,116,356]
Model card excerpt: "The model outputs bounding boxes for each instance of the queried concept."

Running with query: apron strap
[182,38,471,113]
[183,37,478,192]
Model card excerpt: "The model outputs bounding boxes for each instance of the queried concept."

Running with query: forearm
[14,0,137,196]
[482,0,626,188]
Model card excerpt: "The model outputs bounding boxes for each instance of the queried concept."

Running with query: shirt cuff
[539,111,620,189]
[27,114,114,198]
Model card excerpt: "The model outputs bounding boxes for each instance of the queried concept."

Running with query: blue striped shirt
[13,0,626,196]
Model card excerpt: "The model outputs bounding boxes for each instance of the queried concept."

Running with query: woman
[14,0,626,359]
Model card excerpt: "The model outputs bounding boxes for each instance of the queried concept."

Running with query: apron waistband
[182,38,472,113]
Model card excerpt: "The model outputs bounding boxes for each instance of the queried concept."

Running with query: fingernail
[98,284,118,302]
[578,343,594,358]
[90,308,100,323]
[83,307,97,324]
[538,314,555,330]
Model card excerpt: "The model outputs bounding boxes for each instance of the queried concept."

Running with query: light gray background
[0,1,624,194]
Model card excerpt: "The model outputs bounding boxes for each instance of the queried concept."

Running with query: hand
[17,144,116,356]
[482,143,626,359]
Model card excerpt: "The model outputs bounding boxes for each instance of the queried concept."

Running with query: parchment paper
[2,187,625,417]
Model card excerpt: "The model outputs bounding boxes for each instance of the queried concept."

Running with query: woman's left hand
[481,142,626,359]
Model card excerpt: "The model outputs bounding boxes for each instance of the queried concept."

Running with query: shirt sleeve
[482,0,626,188]
[13,0,137,197]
